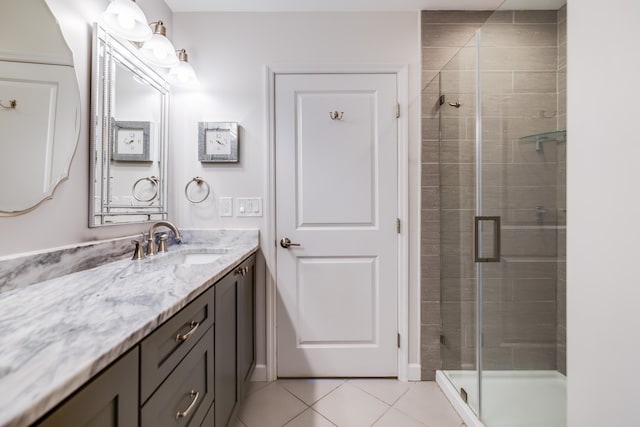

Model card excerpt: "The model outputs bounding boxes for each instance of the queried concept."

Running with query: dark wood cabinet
[237,255,256,400]
[36,253,256,427]
[37,348,139,427]
[214,271,238,427]
[141,330,214,427]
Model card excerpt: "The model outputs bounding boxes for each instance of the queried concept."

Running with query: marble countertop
[0,229,259,427]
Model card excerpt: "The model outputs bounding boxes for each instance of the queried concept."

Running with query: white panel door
[275,73,398,377]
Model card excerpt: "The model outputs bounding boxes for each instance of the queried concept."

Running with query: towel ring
[132,176,159,202]
[185,177,210,204]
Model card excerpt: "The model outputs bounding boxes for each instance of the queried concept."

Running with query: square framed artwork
[198,122,239,163]
[111,120,151,162]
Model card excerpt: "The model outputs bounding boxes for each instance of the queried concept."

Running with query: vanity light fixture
[167,49,198,87]
[101,0,152,42]
[139,21,179,67]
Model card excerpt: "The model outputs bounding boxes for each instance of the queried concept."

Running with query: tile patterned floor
[231,379,465,427]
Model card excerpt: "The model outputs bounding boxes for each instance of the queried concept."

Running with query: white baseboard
[250,364,268,382]
[407,363,422,381]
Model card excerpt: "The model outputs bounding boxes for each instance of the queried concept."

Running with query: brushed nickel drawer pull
[175,321,200,343]
[175,390,199,420]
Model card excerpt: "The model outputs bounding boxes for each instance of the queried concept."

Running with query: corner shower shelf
[519,130,566,151]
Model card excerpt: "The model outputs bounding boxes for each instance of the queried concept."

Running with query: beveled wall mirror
[90,24,170,227]
[0,0,81,216]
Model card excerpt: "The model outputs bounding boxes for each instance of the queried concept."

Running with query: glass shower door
[438,34,480,416]
[476,11,566,427]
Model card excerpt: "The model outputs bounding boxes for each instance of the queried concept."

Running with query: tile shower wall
[421,10,567,379]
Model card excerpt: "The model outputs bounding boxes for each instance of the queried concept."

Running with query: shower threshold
[436,370,566,427]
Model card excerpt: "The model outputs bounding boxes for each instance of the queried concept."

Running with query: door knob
[280,237,301,249]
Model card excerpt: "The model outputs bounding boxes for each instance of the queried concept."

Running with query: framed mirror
[90,24,170,227]
[0,0,81,216]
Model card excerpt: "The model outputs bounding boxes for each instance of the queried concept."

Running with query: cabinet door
[141,330,214,427]
[37,348,138,427]
[215,273,237,427]
[237,255,256,399]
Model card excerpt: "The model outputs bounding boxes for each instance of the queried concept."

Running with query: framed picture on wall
[198,122,239,163]
[111,120,151,162]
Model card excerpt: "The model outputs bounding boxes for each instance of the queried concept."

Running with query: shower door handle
[474,216,501,262]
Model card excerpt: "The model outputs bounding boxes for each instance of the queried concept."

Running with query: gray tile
[421,273,440,302]
[440,163,475,187]
[512,346,557,370]
[421,324,441,347]
[485,10,514,24]
[504,163,559,186]
[481,23,558,47]
[558,41,566,69]
[481,71,514,94]
[422,47,467,72]
[501,227,558,257]
[514,10,558,23]
[481,347,514,369]
[511,278,557,301]
[440,70,477,94]
[421,10,494,24]
[513,71,557,93]
[421,117,439,140]
[558,70,566,93]
[422,301,441,325]
[422,255,441,279]
[421,345,442,380]
[557,5,567,23]
[481,47,558,71]
[422,71,440,90]
[422,139,440,164]
[423,23,482,48]
[440,140,475,164]
[483,93,559,120]
[558,18,567,46]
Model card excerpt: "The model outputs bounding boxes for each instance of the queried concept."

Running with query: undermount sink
[153,248,229,265]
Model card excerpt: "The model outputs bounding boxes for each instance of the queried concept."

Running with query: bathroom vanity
[0,230,258,427]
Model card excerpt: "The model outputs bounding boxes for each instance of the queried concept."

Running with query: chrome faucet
[146,221,182,256]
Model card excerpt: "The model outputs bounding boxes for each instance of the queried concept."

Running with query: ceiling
[165,0,567,13]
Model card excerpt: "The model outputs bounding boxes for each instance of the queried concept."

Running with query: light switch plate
[219,197,233,217]
[236,197,262,217]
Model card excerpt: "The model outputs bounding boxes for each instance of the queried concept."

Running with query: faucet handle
[157,233,169,253]
[131,239,145,260]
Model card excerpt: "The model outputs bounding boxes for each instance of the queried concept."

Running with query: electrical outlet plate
[236,197,262,217]
[219,197,233,217]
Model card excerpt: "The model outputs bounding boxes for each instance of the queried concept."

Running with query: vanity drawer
[141,328,214,427]
[140,285,215,403]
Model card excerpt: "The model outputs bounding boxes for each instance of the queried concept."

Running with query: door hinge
[397,333,401,348]
[396,103,400,118]
[440,334,446,345]
[396,218,401,234]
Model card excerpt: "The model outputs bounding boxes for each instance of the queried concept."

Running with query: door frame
[263,64,410,381]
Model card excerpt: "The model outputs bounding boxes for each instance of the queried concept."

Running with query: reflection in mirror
[0,0,81,215]
[91,24,170,227]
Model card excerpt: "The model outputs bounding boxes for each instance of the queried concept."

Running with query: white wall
[0,0,173,257]
[170,12,422,376]
[567,0,640,425]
